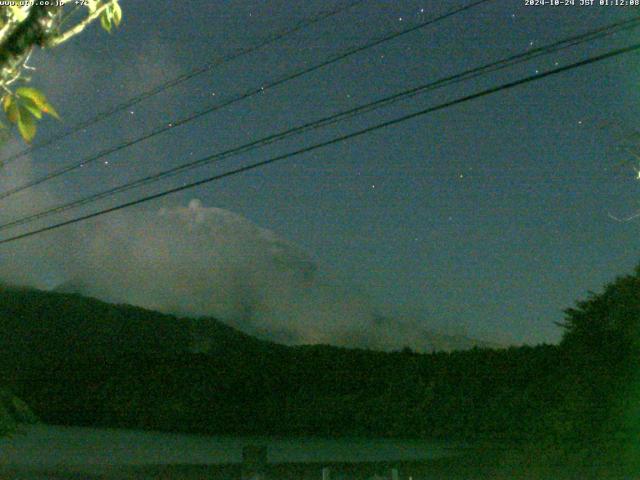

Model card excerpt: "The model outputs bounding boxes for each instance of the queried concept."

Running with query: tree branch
[0,7,32,46]
[0,5,62,79]
[47,2,112,47]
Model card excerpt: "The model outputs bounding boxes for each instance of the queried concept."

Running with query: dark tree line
[0,264,638,444]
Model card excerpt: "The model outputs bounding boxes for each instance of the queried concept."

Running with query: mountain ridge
[51,281,501,352]
[0,283,552,439]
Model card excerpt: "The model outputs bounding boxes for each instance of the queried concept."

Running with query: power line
[0,0,493,201]
[0,40,637,246]
[0,0,367,168]
[0,16,637,232]
[0,0,492,170]
[0,4,630,205]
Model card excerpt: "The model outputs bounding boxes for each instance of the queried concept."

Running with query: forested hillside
[0,264,637,444]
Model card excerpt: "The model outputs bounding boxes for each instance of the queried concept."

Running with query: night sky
[1,0,639,345]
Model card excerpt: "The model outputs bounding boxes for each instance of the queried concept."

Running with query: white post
[322,466,331,480]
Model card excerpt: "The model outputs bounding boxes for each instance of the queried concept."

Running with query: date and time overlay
[0,0,638,7]
[526,0,640,6]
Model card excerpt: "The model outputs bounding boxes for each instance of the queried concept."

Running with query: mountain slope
[0,284,559,439]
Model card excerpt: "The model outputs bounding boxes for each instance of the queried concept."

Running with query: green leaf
[111,1,122,26]
[5,99,19,125]
[15,87,59,119]
[100,10,112,33]
[99,2,122,32]
[19,97,42,120]
[2,95,13,117]
[15,87,43,104]
[16,106,36,143]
